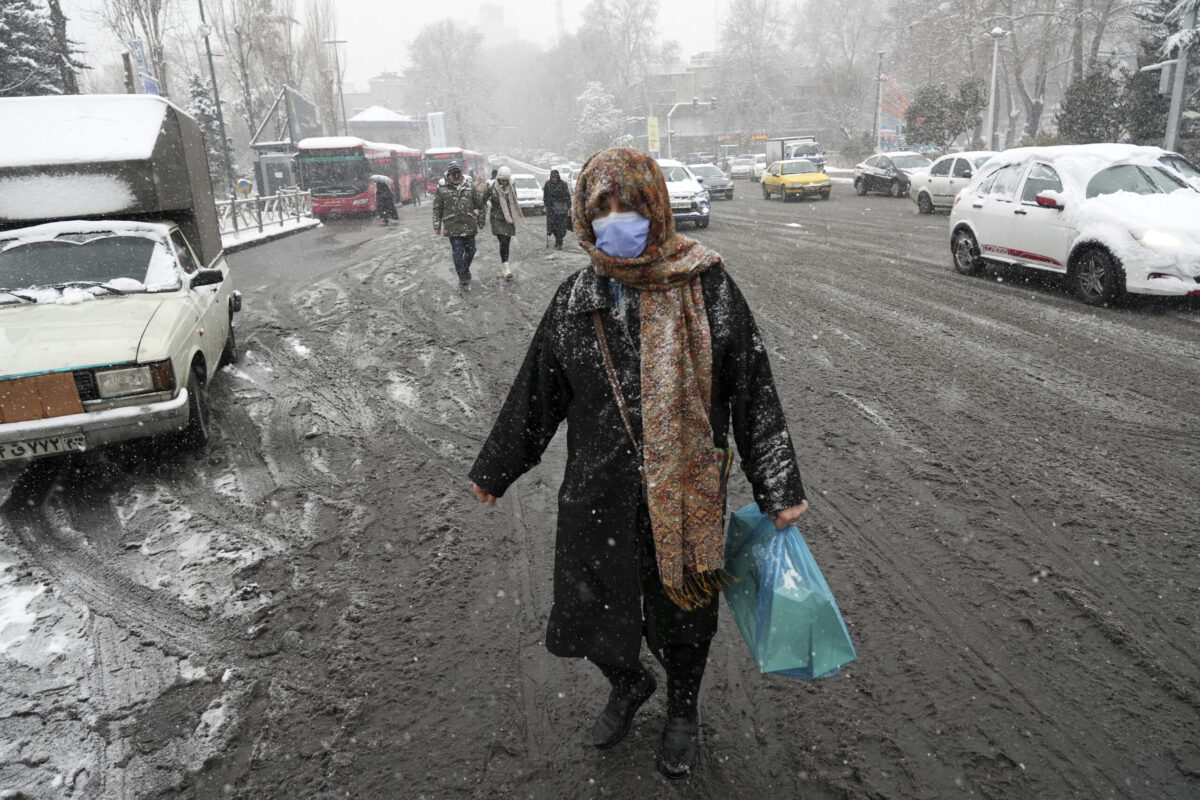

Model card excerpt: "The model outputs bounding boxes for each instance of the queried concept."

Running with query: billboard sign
[647,116,660,154]
[285,86,323,141]
[427,111,447,149]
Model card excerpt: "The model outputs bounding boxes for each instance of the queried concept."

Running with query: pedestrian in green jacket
[432,161,484,287]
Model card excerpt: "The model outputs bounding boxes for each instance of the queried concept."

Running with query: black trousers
[496,234,511,261]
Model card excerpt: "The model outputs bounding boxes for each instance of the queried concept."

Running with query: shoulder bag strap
[592,311,648,495]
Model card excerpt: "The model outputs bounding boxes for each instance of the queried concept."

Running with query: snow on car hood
[1067,191,1200,277]
[666,178,704,197]
[0,293,169,378]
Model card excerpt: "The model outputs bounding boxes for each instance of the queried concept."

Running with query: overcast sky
[62,0,722,92]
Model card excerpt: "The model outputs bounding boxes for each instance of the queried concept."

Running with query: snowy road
[2,189,1199,798]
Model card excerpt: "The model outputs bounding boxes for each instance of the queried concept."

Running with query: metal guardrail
[216,190,312,236]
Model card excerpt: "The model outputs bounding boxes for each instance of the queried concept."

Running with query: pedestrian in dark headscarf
[482,165,522,279]
[469,147,808,778]
[373,178,398,225]
[543,169,572,249]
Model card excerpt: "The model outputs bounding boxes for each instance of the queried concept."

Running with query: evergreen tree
[0,0,64,97]
[904,78,987,151]
[1056,69,1124,144]
[187,73,233,194]
[44,0,86,94]
[1123,0,1200,158]
[574,82,624,159]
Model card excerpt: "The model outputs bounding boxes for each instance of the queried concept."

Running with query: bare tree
[404,20,488,148]
[102,0,175,97]
[297,0,337,134]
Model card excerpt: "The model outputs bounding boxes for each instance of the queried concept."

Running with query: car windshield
[689,165,723,177]
[1085,164,1189,198]
[973,155,994,168]
[782,162,818,175]
[513,177,539,190]
[1160,155,1200,179]
[660,166,693,182]
[792,145,820,156]
[732,158,752,165]
[0,233,179,295]
[891,154,933,169]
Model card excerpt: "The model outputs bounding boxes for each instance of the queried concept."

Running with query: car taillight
[953,196,961,208]
[149,360,175,391]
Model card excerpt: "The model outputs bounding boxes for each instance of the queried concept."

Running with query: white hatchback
[910,151,997,213]
[949,144,1200,305]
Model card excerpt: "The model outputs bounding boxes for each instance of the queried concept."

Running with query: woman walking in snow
[469,148,808,779]
[543,168,572,249]
[482,166,522,280]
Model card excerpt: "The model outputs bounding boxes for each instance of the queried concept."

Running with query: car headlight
[95,360,174,398]
[1141,229,1182,250]
[353,197,369,206]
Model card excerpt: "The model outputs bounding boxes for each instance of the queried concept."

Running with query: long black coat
[543,179,571,237]
[469,264,805,667]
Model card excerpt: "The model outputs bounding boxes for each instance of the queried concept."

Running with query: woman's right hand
[472,483,497,507]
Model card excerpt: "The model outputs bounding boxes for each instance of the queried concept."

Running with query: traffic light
[710,96,717,111]
[692,96,698,111]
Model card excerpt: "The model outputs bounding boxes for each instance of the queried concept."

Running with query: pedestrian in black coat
[543,169,571,249]
[374,179,398,225]
[470,148,808,779]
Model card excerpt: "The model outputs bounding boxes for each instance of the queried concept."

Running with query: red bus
[423,147,487,193]
[297,137,424,218]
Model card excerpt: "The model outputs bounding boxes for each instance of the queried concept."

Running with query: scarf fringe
[663,568,741,612]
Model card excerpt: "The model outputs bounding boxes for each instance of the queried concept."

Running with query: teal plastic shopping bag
[724,502,856,678]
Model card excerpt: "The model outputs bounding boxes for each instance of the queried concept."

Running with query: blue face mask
[592,211,650,259]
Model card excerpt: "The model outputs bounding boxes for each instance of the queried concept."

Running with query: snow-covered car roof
[655,158,685,167]
[934,150,998,162]
[510,173,536,180]
[0,95,173,169]
[875,151,928,159]
[985,143,1168,176]
[0,220,172,247]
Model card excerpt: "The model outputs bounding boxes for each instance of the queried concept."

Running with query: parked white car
[949,143,1200,305]
[511,173,544,215]
[655,159,711,228]
[0,221,238,458]
[910,151,998,213]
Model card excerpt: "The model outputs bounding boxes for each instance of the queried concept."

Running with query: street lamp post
[984,27,1009,151]
[873,52,884,152]
[196,0,234,199]
[1165,4,1197,152]
[323,39,348,136]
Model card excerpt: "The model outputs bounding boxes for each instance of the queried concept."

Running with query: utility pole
[1165,4,1197,152]
[197,0,234,198]
[984,27,1009,151]
[873,52,884,152]
[323,39,348,136]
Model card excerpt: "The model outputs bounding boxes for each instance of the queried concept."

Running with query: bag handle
[592,311,650,498]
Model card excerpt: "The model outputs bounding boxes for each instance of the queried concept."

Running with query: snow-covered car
[729,157,755,179]
[1158,151,1200,191]
[0,221,238,459]
[0,94,239,461]
[686,163,734,200]
[949,143,1200,305]
[910,151,997,213]
[656,159,711,228]
[854,151,933,197]
[511,173,544,215]
[751,154,768,181]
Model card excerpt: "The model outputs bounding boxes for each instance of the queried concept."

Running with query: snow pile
[0,173,136,219]
[0,561,44,654]
[0,94,169,168]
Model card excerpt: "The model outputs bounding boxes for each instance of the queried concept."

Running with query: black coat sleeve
[723,274,806,512]
[468,297,572,497]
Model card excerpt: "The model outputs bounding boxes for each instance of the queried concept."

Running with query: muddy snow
[2,194,1199,799]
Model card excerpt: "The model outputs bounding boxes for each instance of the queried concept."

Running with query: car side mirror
[190,269,225,289]
[1035,193,1064,210]
[963,170,973,178]
[696,177,704,183]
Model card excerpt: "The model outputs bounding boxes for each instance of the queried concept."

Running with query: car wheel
[179,366,211,449]
[1072,246,1125,306]
[890,179,905,198]
[820,190,830,200]
[762,182,770,199]
[917,192,934,214]
[952,229,982,276]
[696,216,710,229]
[854,178,867,196]
[218,323,238,368]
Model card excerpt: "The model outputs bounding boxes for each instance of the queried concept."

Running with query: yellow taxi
[761,159,832,202]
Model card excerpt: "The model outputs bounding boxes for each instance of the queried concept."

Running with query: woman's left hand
[472,482,497,507]
[770,501,809,530]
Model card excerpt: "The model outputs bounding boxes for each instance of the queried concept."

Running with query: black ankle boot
[591,673,656,749]
[658,715,699,778]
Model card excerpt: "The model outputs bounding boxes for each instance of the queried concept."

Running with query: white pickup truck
[0,95,240,461]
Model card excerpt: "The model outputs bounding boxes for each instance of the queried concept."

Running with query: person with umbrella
[371,174,398,226]
[468,148,809,778]
[543,169,571,250]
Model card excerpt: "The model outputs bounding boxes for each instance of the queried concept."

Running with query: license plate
[0,433,87,461]
[672,204,691,212]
